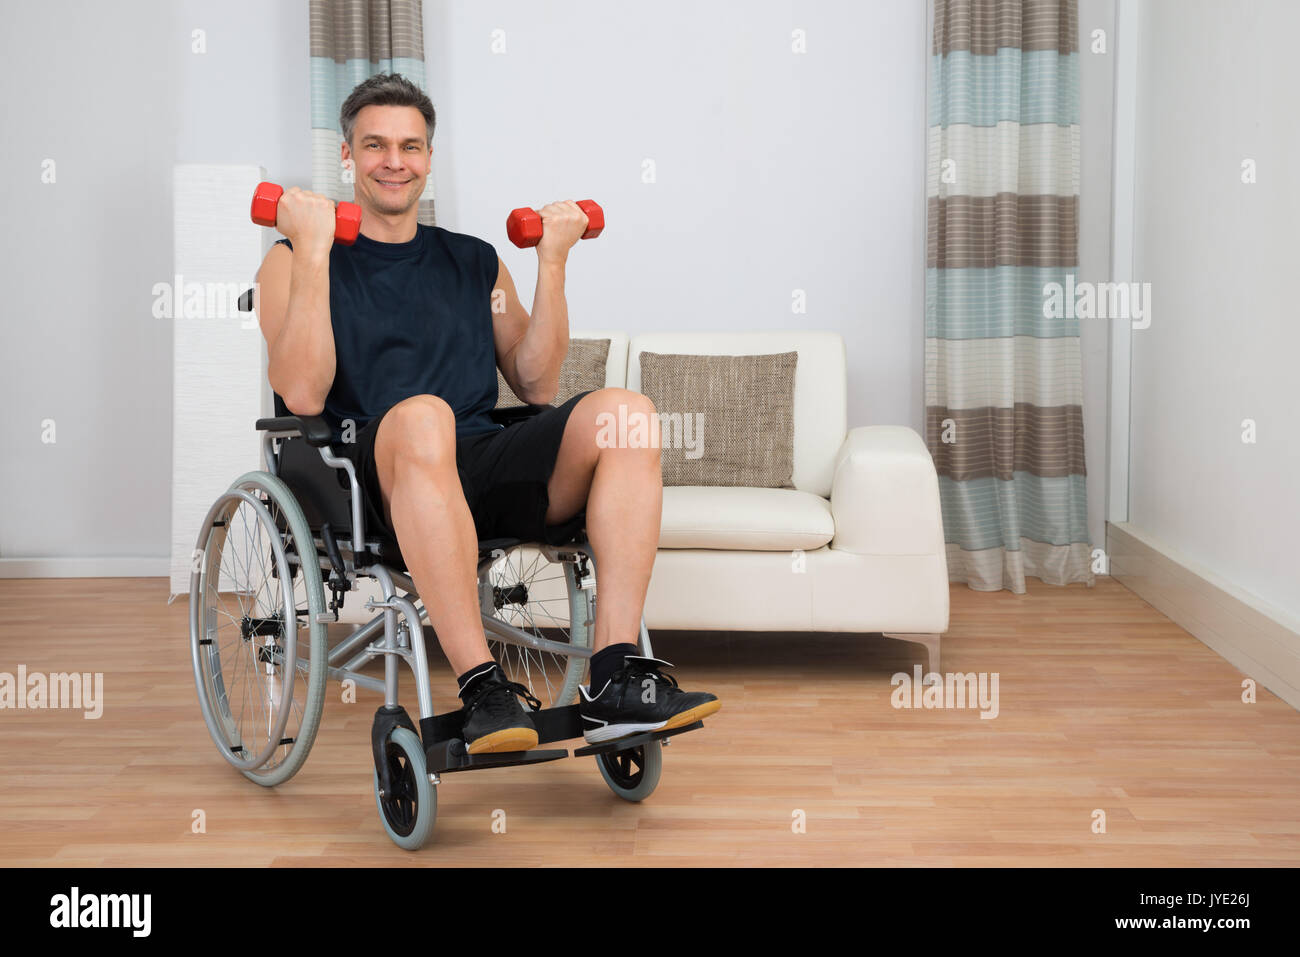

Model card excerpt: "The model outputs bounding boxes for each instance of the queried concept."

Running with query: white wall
[1079,0,1116,555]
[1126,0,1300,623]
[0,0,307,571]
[423,0,930,433]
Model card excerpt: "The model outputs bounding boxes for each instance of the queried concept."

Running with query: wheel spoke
[483,550,591,709]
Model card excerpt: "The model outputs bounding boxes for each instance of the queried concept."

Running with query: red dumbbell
[506,200,604,249]
[250,182,362,246]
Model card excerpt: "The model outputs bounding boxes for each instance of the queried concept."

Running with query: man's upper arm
[255,243,293,393]
[490,254,533,397]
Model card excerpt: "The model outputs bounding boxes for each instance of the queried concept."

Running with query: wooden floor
[1,575,1297,867]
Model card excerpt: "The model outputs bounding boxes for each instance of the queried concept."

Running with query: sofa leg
[881,632,941,674]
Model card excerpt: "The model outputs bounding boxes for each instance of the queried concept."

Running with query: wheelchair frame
[189,412,700,849]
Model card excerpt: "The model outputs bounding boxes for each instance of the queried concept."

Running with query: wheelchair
[187,405,702,850]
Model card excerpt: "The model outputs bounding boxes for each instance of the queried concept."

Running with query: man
[255,73,719,754]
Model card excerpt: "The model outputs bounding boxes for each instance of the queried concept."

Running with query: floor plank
[0,576,1296,865]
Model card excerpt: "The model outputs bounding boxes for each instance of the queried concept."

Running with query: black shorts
[338,391,592,561]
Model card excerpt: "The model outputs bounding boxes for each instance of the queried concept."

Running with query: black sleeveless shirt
[272,224,502,443]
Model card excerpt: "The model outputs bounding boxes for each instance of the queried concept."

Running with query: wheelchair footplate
[572,720,703,757]
[416,705,705,774]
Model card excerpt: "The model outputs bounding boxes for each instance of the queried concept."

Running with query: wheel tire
[596,739,663,802]
[373,727,436,850]
[190,470,329,788]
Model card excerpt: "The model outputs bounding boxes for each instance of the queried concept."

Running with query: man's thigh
[335,403,407,553]
[343,395,462,555]
[458,391,593,544]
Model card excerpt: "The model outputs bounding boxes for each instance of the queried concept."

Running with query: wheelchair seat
[264,407,586,574]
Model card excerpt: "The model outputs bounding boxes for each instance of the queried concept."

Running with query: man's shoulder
[425,224,495,261]
[424,225,498,282]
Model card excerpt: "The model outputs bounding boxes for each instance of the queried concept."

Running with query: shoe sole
[466,726,539,754]
[583,699,721,744]
[662,698,721,729]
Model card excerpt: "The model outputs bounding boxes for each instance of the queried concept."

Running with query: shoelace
[612,661,680,692]
[466,673,542,716]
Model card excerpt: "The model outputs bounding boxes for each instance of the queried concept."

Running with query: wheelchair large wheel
[481,545,594,709]
[597,740,662,802]
[190,471,329,787]
[372,727,436,851]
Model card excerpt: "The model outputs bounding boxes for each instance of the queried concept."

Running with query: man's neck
[358,209,420,244]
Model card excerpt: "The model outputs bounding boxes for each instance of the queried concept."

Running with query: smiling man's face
[343,104,430,217]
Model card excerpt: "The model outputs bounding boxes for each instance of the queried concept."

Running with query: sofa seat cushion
[659,486,835,550]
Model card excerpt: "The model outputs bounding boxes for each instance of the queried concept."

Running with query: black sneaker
[578,654,720,744]
[462,665,541,754]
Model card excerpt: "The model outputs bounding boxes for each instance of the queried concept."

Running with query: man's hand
[534,200,590,266]
[275,187,340,259]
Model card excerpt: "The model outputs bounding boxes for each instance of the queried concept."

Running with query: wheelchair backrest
[275,437,355,535]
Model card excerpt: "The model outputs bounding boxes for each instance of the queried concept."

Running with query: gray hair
[339,73,436,147]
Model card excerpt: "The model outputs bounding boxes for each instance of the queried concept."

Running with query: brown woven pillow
[638,351,797,488]
[497,337,611,408]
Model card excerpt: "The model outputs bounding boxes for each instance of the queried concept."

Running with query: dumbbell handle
[250,182,362,246]
[506,200,604,249]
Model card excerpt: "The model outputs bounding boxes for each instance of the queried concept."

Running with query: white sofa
[341,329,949,671]
[584,329,949,672]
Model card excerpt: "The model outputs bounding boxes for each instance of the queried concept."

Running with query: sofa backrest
[571,330,629,389]
[624,331,847,497]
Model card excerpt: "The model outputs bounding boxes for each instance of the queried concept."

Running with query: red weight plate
[506,207,544,248]
[577,199,604,240]
[250,181,284,228]
[335,201,362,245]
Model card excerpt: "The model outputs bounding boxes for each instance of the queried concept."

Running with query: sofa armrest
[829,426,945,556]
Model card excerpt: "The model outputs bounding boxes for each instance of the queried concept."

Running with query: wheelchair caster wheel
[596,739,662,802]
[373,727,436,850]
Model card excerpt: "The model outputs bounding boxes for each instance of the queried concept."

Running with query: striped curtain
[310,0,435,225]
[925,0,1094,593]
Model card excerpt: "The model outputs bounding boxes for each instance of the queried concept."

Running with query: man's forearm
[512,260,569,403]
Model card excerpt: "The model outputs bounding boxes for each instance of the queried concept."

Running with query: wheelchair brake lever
[317,523,350,618]
[319,522,349,584]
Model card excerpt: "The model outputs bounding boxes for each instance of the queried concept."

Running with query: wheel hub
[241,614,285,663]
[493,582,529,609]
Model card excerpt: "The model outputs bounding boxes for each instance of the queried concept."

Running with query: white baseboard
[0,558,170,579]
[1107,521,1300,712]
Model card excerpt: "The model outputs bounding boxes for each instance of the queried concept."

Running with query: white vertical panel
[1107,0,1139,524]
[169,164,268,596]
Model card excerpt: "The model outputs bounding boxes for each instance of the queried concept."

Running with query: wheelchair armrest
[489,404,552,427]
[255,415,334,447]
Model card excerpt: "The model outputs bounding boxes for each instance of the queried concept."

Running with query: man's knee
[577,387,650,447]
[375,394,457,474]
[589,387,656,420]
[583,388,661,454]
